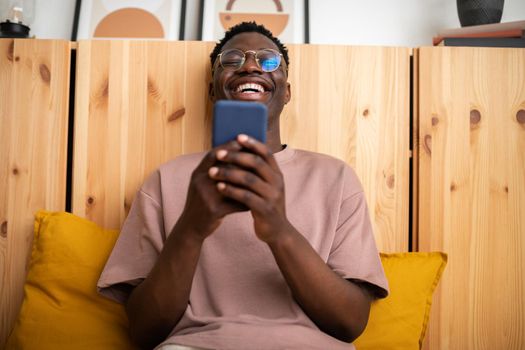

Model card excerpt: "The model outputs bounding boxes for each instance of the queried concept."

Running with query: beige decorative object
[75,0,184,40]
[201,0,308,43]
[219,0,289,36]
[94,8,164,38]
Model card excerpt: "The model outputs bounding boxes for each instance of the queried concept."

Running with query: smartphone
[212,100,268,148]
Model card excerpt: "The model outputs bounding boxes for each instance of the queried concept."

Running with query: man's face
[210,32,291,123]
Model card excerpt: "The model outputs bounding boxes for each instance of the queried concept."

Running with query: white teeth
[235,83,265,93]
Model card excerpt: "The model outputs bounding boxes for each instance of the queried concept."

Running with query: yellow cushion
[6,211,136,350]
[354,252,447,350]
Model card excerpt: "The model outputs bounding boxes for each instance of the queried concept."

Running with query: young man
[98,22,388,350]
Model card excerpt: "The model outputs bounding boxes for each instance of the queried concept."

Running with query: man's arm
[125,142,246,349]
[209,135,373,342]
[125,221,204,349]
[266,226,372,342]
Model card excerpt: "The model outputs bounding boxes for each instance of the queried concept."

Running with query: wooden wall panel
[73,41,214,230]
[73,41,410,253]
[418,47,525,349]
[0,39,70,345]
[283,45,411,252]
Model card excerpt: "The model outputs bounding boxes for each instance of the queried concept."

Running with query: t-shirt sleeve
[97,171,166,303]
[327,169,389,299]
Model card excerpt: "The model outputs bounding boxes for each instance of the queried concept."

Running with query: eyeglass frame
[213,48,287,74]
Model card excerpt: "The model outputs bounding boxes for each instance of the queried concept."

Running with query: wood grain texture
[73,41,214,229]
[283,45,411,252]
[418,47,525,349]
[73,41,410,253]
[0,39,70,345]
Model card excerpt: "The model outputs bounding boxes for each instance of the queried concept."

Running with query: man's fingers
[208,166,273,198]
[236,134,280,171]
[198,140,242,169]
[216,182,267,213]
[215,149,276,183]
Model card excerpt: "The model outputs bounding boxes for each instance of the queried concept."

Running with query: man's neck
[266,125,283,154]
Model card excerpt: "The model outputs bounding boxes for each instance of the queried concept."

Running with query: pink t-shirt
[98,146,389,350]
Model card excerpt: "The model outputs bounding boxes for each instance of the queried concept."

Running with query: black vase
[457,0,504,27]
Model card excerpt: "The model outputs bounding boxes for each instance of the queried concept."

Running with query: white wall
[308,0,525,47]
[31,0,77,40]
[28,0,525,46]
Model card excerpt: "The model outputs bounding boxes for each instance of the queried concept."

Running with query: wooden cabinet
[283,44,410,253]
[72,40,215,230]
[72,41,411,254]
[416,47,525,349]
[0,39,71,344]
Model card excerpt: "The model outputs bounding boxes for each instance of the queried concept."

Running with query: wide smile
[228,78,273,102]
[235,82,265,93]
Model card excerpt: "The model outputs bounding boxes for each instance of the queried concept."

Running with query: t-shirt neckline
[273,144,295,164]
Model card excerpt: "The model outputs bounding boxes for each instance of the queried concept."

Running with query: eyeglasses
[216,48,284,73]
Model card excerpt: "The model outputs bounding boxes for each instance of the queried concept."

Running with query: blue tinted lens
[259,51,280,72]
[261,58,279,71]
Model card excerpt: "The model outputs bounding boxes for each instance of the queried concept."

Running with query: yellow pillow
[354,252,447,350]
[6,211,136,350]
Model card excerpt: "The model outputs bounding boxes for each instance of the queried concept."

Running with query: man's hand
[177,140,248,241]
[207,134,293,243]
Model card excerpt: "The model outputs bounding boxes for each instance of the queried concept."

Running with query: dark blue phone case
[212,100,268,148]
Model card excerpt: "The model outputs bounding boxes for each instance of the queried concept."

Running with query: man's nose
[239,52,262,73]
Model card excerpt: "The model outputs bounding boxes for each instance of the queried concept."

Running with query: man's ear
[284,82,291,104]
[209,82,216,102]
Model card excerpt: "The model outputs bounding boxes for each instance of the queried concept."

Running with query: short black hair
[210,21,289,69]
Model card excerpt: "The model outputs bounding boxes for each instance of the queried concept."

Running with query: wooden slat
[418,47,525,349]
[0,39,70,345]
[283,45,411,252]
[72,41,215,229]
[73,42,410,253]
